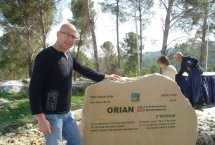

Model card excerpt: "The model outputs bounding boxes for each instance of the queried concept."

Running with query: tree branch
[167,35,190,47]
[170,12,184,22]
[160,0,168,11]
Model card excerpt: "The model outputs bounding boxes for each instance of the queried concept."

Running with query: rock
[71,109,82,121]
[5,133,15,137]
[82,74,197,145]
[196,107,215,145]
[25,123,33,129]
[0,80,28,94]
[72,80,94,95]
[0,108,215,144]
[0,80,93,95]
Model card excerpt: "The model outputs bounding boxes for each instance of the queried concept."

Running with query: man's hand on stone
[105,74,121,81]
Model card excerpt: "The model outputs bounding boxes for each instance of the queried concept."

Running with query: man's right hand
[35,113,52,134]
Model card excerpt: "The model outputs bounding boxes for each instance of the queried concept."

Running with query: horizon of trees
[0,0,215,80]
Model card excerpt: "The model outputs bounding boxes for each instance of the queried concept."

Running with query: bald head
[55,23,79,52]
[60,23,78,39]
[175,51,183,63]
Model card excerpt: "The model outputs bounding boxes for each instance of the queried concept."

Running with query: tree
[71,0,99,71]
[87,0,99,71]
[122,32,139,76]
[38,0,54,48]
[200,1,210,70]
[0,0,55,78]
[71,0,89,60]
[100,0,128,68]
[159,0,196,55]
[101,41,118,73]
[160,0,174,55]
[183,0,215,70]
[0,31,28,79]
[127,0,153,71]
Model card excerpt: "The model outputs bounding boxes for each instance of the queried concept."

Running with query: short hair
[157,56,170,65]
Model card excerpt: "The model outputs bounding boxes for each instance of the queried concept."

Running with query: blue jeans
[45,111,81,145]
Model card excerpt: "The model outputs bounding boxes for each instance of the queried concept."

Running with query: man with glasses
[29,23,120,145]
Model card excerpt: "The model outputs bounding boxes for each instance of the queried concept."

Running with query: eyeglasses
[60,31,78,39]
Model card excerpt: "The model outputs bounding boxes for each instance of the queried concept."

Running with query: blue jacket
[178,56,203,75]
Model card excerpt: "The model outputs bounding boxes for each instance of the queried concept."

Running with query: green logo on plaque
[130,91,140,102]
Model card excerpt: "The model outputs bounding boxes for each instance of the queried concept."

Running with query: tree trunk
[90,18,99,71]
[138,0,143,70]
[116,0,121,68]
[26,26,33,78]
[134,11,140,74]
[200,8,209,70]
[161,0,174,56]
[73,30,84,81]
[87,0,99,71]
[39,0,47,48]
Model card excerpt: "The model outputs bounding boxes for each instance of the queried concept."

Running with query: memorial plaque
[82,74,197,145]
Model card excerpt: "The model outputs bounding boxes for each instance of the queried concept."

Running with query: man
[175,52,203,106]
[29,23,120,145]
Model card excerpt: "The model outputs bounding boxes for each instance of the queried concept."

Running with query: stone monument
[82,74,197,145]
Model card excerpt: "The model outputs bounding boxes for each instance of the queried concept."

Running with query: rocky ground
[0,123,44,145]
[0,108,214,145]
[196,106,215,145]
[0,109,82,145]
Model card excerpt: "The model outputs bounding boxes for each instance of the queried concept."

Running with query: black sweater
[29,47,105,115]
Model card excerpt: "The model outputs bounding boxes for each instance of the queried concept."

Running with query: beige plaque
[82,74,197,145]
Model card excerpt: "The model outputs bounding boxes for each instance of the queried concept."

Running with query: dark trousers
[189,69,202,105]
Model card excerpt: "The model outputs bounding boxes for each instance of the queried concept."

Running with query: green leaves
[0,0,55,79]
[122,32,139,76]
[100,0,129,22]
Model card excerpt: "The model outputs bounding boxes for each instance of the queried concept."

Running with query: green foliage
[0,91,27,101]
[0,32,29,79]
[0,0,55,79]
[71,0,96,34]
[168,40,215,71]
[179,0,215,27]
[0,0,54,26]
[177,0,215,69]
[141,64,160,75]
[100,0,128,22]
[208,64,215,72]
[143,51,160,68]
[76,51,95,69]
[71,95,84,110]
[71,50,96,78]
[71,0,87,32]
[122,32,139,76]
[149,64,160,73]
[141,39,215,73]
[102,41,114,53]
[0,91,84,133]
[127,0,154,20]
[0,92,31,133]
[101,41,118,73]
[169,41,200,58]
[71,0,99,71]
